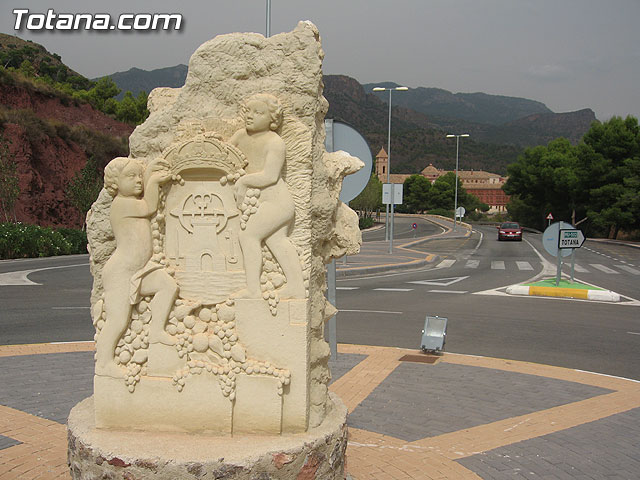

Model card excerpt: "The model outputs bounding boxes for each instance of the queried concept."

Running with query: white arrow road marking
[617,265,640,275]
[408,276,469,287]
[435,259,456,269]
[491,261,505,270]
[0,263,88,286]
[590,264,619,274]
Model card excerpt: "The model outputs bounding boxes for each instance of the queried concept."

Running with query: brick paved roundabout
[1,342,639,479]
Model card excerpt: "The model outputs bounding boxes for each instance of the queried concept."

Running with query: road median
[506,279,620,302]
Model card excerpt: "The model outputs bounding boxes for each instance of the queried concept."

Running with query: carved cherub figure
[96,157,178,377]
[229,94,305,300]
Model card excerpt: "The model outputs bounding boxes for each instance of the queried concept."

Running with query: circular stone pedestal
[67,393,347,480]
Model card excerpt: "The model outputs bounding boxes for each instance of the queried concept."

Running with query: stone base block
[68,393,348,480]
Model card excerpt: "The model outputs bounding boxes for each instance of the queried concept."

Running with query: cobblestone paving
[329,353,367,384]
[0,434,21,451]
[0,351,93,423]
[348,361,612,442]
[457,407,640,480]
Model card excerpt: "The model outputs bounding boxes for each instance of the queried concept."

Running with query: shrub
[359,216,374,229]
[0,222,87,259]
[56,227,88,254]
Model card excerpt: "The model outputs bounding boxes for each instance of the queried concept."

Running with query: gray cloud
[1,0,639,121]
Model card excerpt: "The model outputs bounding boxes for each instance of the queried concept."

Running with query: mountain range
[102,65,596,174]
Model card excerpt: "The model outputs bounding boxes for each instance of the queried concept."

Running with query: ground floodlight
[421,316,447,353]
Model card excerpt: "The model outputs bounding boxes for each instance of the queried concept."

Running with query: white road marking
[51,306,90,310]
[465,260,479,269]
[590,264,620,274]
[491,261,505,270]
[573,264,589,273]
[373,288,413,292]
[435,259,456,269]
[617,265,640,275]
[336,287,360,290]
[628,332,640,336]
[516,261,533,271]
[427,290,467,294]
[0,263,89,286]
[339,309,403,314]
[408,276,468,287]
[50,341,94,345]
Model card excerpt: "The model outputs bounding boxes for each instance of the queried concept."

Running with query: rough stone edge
[67,392,348,479]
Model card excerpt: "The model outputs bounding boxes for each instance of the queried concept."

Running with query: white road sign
[559,229,585,249]
[542,221,574,258]
[382,183,403,205]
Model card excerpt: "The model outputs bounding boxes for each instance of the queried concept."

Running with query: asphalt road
[1,223,639,380]
[335,224,640,380]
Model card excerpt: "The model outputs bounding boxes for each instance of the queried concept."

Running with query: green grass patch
[523,278,604,290]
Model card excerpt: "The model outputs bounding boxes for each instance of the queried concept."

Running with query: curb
[336,254,439,278]
[506,285,620,302]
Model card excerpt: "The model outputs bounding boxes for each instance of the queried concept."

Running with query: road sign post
[382,184,403,254]
[324,119,373,360]
[543,222,586,285]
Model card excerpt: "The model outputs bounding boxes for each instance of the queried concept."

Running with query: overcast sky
[2,0,639,121]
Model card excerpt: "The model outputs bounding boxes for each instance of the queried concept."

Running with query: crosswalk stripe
[491,261,505,270]
[465,260,479,269]
[573,264,589,273]
[590,264,619,274]
[617,265,640,275]
[435,259,456,269]
[516,261,533,271]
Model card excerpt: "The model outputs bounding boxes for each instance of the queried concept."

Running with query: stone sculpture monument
[67,21,362,479]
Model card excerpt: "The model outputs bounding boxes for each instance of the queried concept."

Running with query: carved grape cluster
[239,188,260,229]
[114,298,153,392]
[219,169,245,187]
[170,299,290,400]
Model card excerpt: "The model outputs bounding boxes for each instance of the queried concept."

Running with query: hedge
[0,223,87,259]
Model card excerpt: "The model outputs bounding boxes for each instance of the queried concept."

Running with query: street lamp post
[266,0,271,37]
[446,133,469,232]
[373,86,408,253]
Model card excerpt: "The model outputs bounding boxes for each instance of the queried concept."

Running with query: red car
[497,222,522,241]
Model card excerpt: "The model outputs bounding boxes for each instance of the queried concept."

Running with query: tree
[0,136,20,222]
[350,172,383,219]
[579,116,640,238]
[401,174,431,213]
[65,156,103,228]
[503,138,580,229]
[87,77,121,111]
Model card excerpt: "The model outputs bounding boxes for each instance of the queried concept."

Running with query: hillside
[323,75,523,174]
[99,64,188,100]
[365,82,552,125]
[365,81,596,147]
[0,67,132,227]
